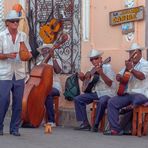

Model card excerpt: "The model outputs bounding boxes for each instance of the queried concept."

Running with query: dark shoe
[0,130,3,136]
[104,129,123,136]
[74,124,91,131]
[10,131,21,136]
[91,126,98,132]
[123,130,132,135]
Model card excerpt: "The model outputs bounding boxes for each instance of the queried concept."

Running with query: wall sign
[109,6,144,26]
[121,22,134,34]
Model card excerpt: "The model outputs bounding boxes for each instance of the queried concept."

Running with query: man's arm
[125,60,145,80]
[130,69,145,80]
[0,53,18,60]
[96,66,113,87]
[52,57,61,74]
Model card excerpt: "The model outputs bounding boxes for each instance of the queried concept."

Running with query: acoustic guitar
[117,51,138,96]
[82,57,111,93]
[39,18,62,44]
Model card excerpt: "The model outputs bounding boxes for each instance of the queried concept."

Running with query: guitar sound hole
[51,25,54,30]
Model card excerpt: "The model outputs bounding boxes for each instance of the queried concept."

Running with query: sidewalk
[0,118,148,148]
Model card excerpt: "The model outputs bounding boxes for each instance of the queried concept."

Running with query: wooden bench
[91,100,148,136]
[132,103,148,137]
[90,100,106,132]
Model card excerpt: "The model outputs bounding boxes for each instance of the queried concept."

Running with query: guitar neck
[90,57,111,76]
[128,51,137,62]
[90,67,97,76]
[90,63,103,76]
[124,51,138,72]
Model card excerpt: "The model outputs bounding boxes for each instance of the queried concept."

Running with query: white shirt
[36,55,62,92]
[93,64,116,97]
[47,59,62,92]
[0,28,31,80]
[119,58,148,98]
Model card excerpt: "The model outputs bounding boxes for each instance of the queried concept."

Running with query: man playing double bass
[22,43,62,128]
[74,49,116,132]
[37,44,62,127]
[104,43,148,135]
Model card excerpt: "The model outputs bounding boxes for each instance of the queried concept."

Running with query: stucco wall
[4,0,18,13]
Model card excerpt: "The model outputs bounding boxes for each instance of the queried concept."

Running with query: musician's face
[41,48,48,57]
[90,56,102,66]
[6,19,19,30]
[129,49,142,64]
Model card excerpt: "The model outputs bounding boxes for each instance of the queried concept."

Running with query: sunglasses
[90,57,99,62]
[8,19,20,23]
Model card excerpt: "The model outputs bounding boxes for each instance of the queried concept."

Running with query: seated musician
[104,43,148,135]
[74,49,116,132]
[22,44,62,128]
[38,44,62,127]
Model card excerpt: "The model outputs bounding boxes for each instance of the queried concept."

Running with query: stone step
[6,106,92,127]
[59,107,91,127]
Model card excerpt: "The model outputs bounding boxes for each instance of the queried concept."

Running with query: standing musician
[0,10,32,136]
[74,49,116,132]
[104,43,148,135]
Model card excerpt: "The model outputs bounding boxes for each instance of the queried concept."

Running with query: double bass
[21,34,68,127]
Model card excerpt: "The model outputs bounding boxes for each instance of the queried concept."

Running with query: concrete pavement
[0,118,148,148]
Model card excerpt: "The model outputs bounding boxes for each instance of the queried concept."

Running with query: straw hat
[3,10,23,21]
[126,43,144,52]
[37,44,53,54]
[88,49,103,59]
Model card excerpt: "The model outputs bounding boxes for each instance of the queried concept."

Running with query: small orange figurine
[44,123,52,134]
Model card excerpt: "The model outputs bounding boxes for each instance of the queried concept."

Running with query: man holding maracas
[0,10,32,136]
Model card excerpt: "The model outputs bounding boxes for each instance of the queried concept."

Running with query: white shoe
[48,122,56,127]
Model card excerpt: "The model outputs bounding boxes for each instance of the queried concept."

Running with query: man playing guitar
[74,49,116,132]
[104,43,148,135]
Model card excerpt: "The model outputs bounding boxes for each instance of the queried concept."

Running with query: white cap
[88,49,103,58]
[3,10,23,21]
[126,43,144,52]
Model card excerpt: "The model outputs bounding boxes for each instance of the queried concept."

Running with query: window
[82,0,90,41]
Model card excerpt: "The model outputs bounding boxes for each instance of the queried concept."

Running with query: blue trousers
[107,93,148,132]
[74,92,110,126]
[45,88,60,123]
[0,76,24,132]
